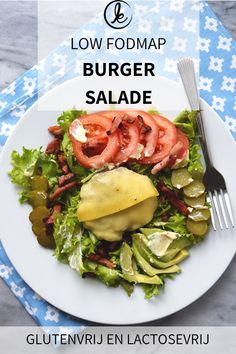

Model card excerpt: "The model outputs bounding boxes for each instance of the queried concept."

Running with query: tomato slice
[124,110,159,157]
[139,114,177,164]
[168,128,189,167]
[69,115,119,169]
[113,121,140,164]
[100,111,140,164]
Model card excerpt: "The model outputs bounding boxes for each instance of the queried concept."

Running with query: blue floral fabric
[0,1,235,327]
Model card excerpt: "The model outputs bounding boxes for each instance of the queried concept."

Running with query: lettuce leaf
[61,133,88,176]
[57,109,87,132]
[9,147,61,202]
[53,193,81,262]
[188,143,203,179]
[36,154,60,189]
[152,213,191,237]
[141,284,159,299]
[81,231,100,256]
[174,110,198,141]
[9,147,41,188]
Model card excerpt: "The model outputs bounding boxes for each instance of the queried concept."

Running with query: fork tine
[212,191,223,230]
[207,192,216,231]
[223,191,235,228]
[219,189,229,229]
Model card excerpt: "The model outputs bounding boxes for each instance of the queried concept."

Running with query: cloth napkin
[0,1,235,327]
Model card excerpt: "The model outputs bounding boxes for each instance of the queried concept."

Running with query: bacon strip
[49,181,78,201]
[57,153,69,174]
[45,204,62,225]
[48,125,63,137]
[157,181,190,216]
[88,254,115,269]
[45,139,60,154]
[58,172,74,187]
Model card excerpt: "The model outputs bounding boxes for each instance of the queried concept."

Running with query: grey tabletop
[0,1,236,326]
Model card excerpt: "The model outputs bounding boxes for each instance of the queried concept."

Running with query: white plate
[0,76,236,325]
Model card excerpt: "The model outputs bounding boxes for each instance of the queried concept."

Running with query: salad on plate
[9,109,211,299]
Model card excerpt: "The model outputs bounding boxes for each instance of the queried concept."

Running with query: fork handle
[177,58,212,167]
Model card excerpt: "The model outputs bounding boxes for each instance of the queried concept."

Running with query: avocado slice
[120,242,163,285]
[132,243,163,278]
[132,234,189,269]
[160,237,192,262]
[123,273,163,285]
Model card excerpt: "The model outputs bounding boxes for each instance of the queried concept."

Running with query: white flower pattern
[221,76,236,93]
[208,56,224,72]
[212,96,226,112]
[217,35,232,51]
[172,37,187,53]
[199,76,213,92]
[204,16,218,32]
[196,37,211,52]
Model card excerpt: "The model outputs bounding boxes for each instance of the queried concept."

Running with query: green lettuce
[96,264,121,287]
[174,110,198,140]
[9,147,41,188]
[188,143,203,179]
[141,284,159,299]
[53,193,81,262]
[9,147,61,202]
[57,109,87,132]
[36,154,60,189]
[81,231,100,256]
[152,213,190,237]
[61,133,88,176]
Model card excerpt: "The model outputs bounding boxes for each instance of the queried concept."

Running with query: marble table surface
[0,1,236,326]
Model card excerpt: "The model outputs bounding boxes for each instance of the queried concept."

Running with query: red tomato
[168,129,189,167]
[69,115,119,169]
[139,114,177,164]
[113,121,140,164]
[100,111,140,164]
[124,110,159,157]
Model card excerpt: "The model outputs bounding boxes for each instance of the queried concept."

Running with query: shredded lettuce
[53,193,81,262]
[9,147,41,188]
[61,133,88,176]
[8,147,60,202]
[188,143,203,179]
[120,279,134,296]
[81,231,100,256]
[152,213,191,237]
[57,109,87,132]
[96,264,121,287]
[36,154,60,189]
[174,110,198,141]
[141,284,159,299]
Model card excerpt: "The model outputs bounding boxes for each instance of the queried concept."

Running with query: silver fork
[177,58,234,230]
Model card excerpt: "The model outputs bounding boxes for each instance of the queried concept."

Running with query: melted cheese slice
[84,197,157,241]
[77,167,158,222]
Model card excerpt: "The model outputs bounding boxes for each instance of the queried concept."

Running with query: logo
[104,0,133,30]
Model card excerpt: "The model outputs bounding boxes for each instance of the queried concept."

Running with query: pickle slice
[186,219,208,236]
[184,194,206,208]
[32,221,45,237]
[29,206,50,224]
[188,209,211,221]
[37,233,55,249]
[30,176,48,192]
[171,168,193,189]
[28,191,48,208]
[183,180,205,198]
